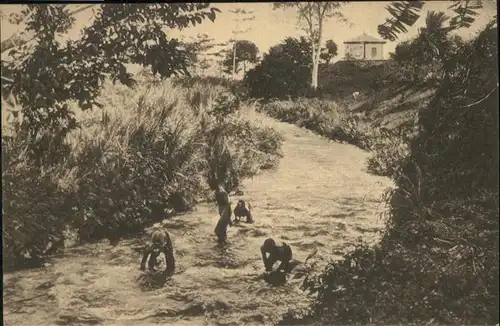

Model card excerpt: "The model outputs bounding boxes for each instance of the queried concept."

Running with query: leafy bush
[367,127,412,177]
[2,77,283,271]
[280,20,499,326]
[2,131,79,269]
[259,98,375,150]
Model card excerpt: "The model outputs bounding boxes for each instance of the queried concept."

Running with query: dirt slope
[3,112,392,326]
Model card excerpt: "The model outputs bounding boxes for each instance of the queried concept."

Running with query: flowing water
[3,114,393,325]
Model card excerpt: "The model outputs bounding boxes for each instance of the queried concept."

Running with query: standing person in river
[214,184,233,244]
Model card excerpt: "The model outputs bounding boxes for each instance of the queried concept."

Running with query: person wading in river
[214,184,233,244]
[139,227,175,275]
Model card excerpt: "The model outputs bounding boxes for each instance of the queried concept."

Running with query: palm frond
[378,0,484,41]
[378,1,425,41]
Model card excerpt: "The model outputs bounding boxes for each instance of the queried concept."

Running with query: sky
[1,1,497,72]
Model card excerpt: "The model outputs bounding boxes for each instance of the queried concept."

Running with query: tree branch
[1,75,14,83]
[432,84,499,134]
[1,4,96,57]
[458,84,499,109]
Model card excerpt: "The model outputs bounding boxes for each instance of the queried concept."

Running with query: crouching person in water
[214,185,232,244]
[140,228,175,276]
[233,200,254,224]
[261,238,293,274]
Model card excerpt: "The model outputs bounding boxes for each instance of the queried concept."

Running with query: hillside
[2,110,392,326]
[352,85,435,130]
[320,59,436,130]
[319,59,390,99]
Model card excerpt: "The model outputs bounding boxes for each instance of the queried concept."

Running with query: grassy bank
[258,97,411,178]
[2,76,284,271]
[258,98,375,150]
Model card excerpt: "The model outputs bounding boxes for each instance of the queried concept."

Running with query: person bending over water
[140,228,175,274]
[261,238,293,274]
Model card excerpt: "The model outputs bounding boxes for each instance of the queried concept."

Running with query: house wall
[345,43,384,60]
[364,43,384,60]
[344,43,365,59]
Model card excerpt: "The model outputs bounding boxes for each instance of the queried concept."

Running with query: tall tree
[273,2,349,90]
[227,7,255,79]
[183,33,226,76]
[221,40,259,75]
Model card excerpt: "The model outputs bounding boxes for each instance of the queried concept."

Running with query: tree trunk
[311,43,323,90]
[232,42,237,79]
[311,46,317,89]
[243,60,246,75]
[311,18,324,90]
[311,57,319,89]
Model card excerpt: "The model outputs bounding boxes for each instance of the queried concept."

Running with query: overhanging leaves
[2,3,220,138]
[379,0,485,41]
[378,1,424,41]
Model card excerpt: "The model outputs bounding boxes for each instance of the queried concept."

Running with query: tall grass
[2,77,283,271]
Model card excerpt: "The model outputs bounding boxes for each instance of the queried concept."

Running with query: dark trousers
[214,218,229,243]
[215,204,231,243]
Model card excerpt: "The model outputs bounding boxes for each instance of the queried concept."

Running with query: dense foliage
[2,77,283,271]
[389,11,466,88]
[281,20,499,326]
[245,37,337,100]
[245,37,311,100]
[319,60,395,99]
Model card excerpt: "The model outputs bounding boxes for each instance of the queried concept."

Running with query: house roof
[343,33,386,44]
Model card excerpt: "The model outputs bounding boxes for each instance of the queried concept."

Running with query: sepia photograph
[1,1,498,325]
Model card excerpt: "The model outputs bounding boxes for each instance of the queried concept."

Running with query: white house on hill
[343,33,386,60]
